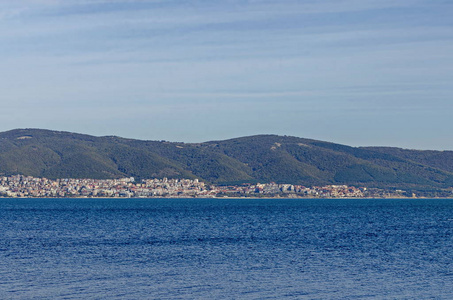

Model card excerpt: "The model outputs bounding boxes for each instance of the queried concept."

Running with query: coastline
[1,196,452,200]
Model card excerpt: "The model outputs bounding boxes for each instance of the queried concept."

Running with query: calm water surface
[0,198,452,299]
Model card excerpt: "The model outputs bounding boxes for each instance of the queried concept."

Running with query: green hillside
[0,129,452,189]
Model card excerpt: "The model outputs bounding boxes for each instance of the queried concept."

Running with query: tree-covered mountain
[1,128,452,190]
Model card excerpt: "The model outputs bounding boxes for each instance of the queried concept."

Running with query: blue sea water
[0,198,452,299]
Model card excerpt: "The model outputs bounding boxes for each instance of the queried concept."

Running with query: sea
[0,198,452,299]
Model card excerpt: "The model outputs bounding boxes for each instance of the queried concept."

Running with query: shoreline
[1,196,452,200]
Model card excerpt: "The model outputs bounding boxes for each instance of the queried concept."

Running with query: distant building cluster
[0,175,208,198]
[215,183,366,198]
[0,175,427,198]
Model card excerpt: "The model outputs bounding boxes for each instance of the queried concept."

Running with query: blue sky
[0,0,452,149]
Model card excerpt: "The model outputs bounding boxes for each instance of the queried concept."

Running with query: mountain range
[1,128,452,190]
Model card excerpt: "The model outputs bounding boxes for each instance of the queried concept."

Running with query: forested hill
[1,128,452,189]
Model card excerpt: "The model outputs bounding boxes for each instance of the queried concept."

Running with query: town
[0,174,431,198]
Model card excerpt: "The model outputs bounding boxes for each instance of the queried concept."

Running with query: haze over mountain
[1,129,452,190]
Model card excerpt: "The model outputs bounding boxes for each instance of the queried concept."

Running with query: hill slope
[0,129,452,189]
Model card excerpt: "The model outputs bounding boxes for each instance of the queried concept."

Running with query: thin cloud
[0,0,452,148]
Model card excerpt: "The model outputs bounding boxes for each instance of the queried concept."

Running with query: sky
[0,0,452,149]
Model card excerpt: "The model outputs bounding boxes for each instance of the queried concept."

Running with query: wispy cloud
[0,0,452,148]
